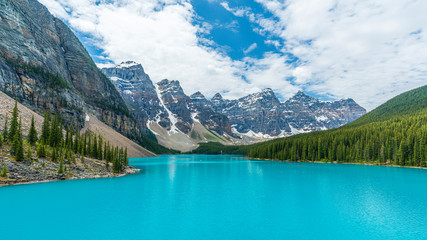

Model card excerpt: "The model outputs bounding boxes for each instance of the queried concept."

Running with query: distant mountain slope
[346,85,427,127]
[247,85,427,167]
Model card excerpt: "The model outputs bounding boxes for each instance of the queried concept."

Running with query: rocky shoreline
[0,152,140,187]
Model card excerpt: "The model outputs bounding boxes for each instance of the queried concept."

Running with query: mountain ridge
[102,61,366,151]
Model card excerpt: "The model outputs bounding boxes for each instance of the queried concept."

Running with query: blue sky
[193,0,278,59]
[39,0,427,110]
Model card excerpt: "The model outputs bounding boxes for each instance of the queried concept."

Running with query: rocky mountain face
[283,91,367,132]
[211,90,366,137]
[211,89,291,136]
[103,63,232,138]
[102,62,170,133]
[0,0,141,139]
[202,87,367,139]
[103,62,366,151]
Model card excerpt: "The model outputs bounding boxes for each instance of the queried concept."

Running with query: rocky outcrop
[0,0,140,140]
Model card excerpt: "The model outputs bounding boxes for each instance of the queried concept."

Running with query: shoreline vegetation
[0,100,137,186]
[252,157,427,170]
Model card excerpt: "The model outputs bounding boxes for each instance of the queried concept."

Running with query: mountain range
[102,61,366,151]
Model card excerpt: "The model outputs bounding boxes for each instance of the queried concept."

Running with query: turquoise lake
[0,155,426,239]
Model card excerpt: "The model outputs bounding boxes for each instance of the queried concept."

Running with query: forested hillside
[248,85,427,167]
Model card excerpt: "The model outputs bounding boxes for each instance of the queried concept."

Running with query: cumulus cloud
[255,0,427,109]
[292,66,312,84]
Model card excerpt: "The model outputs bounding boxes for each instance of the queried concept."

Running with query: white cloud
[220,2,248,17]
[220,1,284,36]
[243,43,258,54]
[264,40,281,48]
[38,0,298,101]
[255,0,427,110]
[292,66,312,84]
[37,0,427,111]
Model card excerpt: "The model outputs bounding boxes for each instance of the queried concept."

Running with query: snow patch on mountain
[316,115,328,122]
[155,84,179,134]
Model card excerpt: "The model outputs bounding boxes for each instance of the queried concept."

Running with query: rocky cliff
[0,0,141,140]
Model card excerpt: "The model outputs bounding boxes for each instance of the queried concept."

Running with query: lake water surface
[0,155,426,240]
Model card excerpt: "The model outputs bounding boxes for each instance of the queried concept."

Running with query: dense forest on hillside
[248,110,427,167]
[248,85,427,167]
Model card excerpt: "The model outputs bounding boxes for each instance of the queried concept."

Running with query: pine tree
[49,113,63,148]
[103,142,107,161]
[13,118,25,161]
[1,164,7,177]
[112,146,122,173]
[65,125,70,148]
[74,128,80,153]
[26,146,33,160]
[105,157,109,171]
[2,114,8,143]
[28,115,38,145]
[124,147,128,166]
[8,100,19,142]
[37,143,46,158]
[57,159,65,174]
[92,134,98,159]
[51,148,58,162]
[40,111,50,144]
[98,135,103,160]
